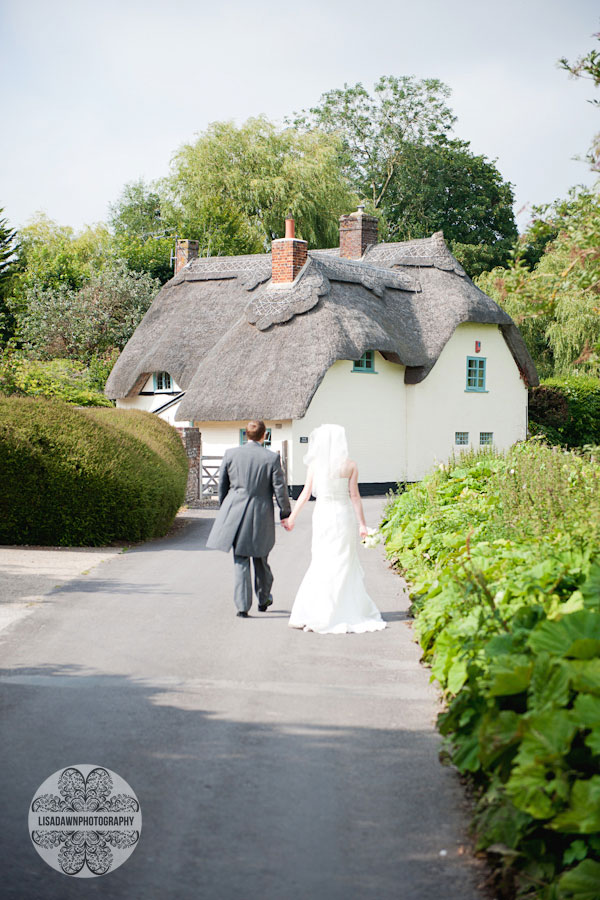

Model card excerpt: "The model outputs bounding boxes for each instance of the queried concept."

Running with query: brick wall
[176,426,202,503]
[339,212,378,259]
[175,240,199,274]
[271,238,308,283]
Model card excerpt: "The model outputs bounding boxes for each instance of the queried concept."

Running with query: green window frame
[480,432,494,446]
[352,350,377,373]
[153,371,172,392]
[455,432,469,446]
[240,428,272,448]
[466,357,486,391]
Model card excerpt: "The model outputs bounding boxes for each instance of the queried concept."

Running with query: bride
[283,424,387,634]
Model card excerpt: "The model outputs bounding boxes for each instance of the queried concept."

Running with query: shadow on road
[0,662,485,900]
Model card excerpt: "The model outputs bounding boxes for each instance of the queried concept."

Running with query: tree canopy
[109,180,173,284]
[0,209,18,343]
[18,258,159,361]
[476,186,600,379]
[292,76,517,274]
[164,116,357,251]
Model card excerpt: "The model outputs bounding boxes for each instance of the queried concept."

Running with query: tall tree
[164,116,357,251]
[293,75,456,210]
[109,179,174,284]
[0,208,18,343]
[19,259,159,361]
[293,76,517,274]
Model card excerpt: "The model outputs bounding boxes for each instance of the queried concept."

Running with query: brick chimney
[339,205,378,259]
[174,239,199,274]
[271,217,308,284]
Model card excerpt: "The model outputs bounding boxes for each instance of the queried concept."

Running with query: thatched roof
[105,232,539,420]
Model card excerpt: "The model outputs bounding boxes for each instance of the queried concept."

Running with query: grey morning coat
[206,440,291,558]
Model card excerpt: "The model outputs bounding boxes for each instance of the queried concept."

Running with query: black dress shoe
[258,597,273,612]
[237,611,249,618]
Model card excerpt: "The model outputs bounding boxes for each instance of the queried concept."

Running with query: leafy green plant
[382,443,600,899]
[0,351,115,406]
[529,377,600,448]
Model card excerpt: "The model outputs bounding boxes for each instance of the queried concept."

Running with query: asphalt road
[0,499,486,900]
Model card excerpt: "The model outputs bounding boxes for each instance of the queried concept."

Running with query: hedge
[529,376,600,447]
[0,397,188,546]
[382,444,600,899]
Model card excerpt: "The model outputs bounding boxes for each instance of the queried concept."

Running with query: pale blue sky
[1,0,598,233]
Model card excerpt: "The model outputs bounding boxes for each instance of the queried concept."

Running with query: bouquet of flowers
[361,528,382,549]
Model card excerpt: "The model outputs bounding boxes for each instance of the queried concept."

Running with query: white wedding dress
[288,469,387,634]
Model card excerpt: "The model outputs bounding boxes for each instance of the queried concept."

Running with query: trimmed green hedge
[0,398,188,546]
[529,376,600,447]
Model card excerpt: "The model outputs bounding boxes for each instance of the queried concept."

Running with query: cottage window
[240,428,272,448]
[480,432,494,446]
[353,351,377,373]
[466,357,486,391]
[455,432,469,446]
[153,372,172,392]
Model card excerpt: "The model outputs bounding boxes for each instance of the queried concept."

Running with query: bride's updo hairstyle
[304,424,349,486]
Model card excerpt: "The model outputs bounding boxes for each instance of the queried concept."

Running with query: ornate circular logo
[29,765,142,877]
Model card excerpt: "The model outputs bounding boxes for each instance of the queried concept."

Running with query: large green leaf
[573,693,600,727]
[557,859,600,900]
[581,561,600,610]
[506,763,569,819]
[486,654,533,696]
[550,777,600,833]
[567,659,600,695]
[451,731,481,773]
[514,709,577,768]
[528,611,600,659]
[573,693,600,754]
[478,710,523,768]
[529,652,571,710]
[446,658,468,694]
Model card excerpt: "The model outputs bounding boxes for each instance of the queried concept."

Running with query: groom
[206,420,292,617]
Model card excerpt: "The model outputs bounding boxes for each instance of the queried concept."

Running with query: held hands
[281,517,294,531]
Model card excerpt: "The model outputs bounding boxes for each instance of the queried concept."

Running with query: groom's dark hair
[247,420,266,441]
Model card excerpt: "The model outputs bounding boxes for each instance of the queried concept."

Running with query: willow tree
[477,186,600,378]
[163,116,357,251]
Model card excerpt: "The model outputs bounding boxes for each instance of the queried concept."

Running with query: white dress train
[288,472,387,634]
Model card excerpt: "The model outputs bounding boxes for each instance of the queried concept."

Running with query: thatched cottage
[105,209,538,495]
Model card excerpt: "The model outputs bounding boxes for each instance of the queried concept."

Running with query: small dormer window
[153,372,172,392]
[352,351,377,373]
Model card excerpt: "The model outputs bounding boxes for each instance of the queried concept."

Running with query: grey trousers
[233,554,273,612]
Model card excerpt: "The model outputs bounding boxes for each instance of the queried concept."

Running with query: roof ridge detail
[174,255,272,290]
[366,232,466,276]
[314,255,420,296]
[246,255,420,332]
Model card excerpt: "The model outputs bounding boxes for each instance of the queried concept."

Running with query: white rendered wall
[115,374,189,427]
[190,420,294,461]
[115,324,529,486]
[290,353,406,487]
[405,322,528,481]
[116,395,189,427]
